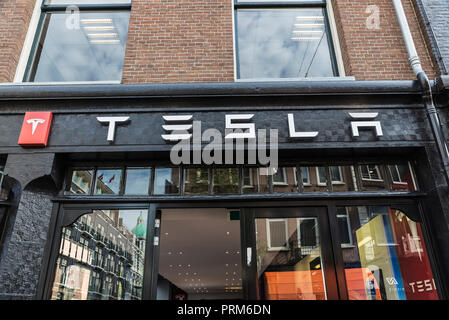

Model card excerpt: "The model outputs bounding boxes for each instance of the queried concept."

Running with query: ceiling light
[86,33,118,38]
[81,18,113,24]
[83,26,115,31]
[89,39,120,44]
[294,23,325,28]
[290,37,321,41]
[296,16,324,20]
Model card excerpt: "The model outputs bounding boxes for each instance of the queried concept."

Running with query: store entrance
[156,208,244,300]
[242,207,339,300]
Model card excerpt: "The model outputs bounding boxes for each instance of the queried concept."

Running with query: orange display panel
[264,268,381,300]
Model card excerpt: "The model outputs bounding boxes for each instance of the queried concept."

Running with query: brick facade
[121,0,235,83]
[333,0,437,80]
[0,0,35,83]
[0,0,441,83]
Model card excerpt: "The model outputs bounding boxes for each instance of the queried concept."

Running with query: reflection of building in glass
[51,209,146,300]
[255,218,324,300]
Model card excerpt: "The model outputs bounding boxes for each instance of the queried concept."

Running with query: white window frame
[336,207,353,247]
[297,217,319,249]
[266,218,289,251]
[242,167,255,189]
[12,0,125,85]
[388,164,409,185]
[317,166,345,186]
[360,165,383,182]
[301,167,311,186]
[272,167,288,186]
[233,0,352,82]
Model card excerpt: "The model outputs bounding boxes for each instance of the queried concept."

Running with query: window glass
[359,165,387,191]
[301,167,310,185]
[338,206,438,300]
[213,168,239,194]
[236,9,335,79]
[242,168,270,193]
[124,168,151,195]
[273,167,298,193]
[302,166,328,192]
[184,168,210,195]
[388,164,416,191]
[331,166,358,192]
[256,217,326,300]
[94,169,122,195]
[66,169,93,195]
[154,167,180,195]
[51,209,148,300]
[45,0,131,4]
[30,11,130,82]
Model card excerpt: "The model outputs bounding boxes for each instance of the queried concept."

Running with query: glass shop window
[213,168,240,194]
[184,168,210,195]
[51,209,148,300]
[337,206,438,300]
[26,0,131,82]
[153,167,180,195]
[94,169,122,195]
[273,167,298,193]
[235,4,337,80]
[124,167,151,195]
[387,164,417,192]
[242,167,270,194]
[302,166,329,192]
[358,164,387,191]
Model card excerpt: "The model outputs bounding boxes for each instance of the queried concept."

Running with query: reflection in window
[273,167,298,193]
[213,168,239,194]
[66,170,93,195]
[242,168,270,194]
[0,164,8,200]
[236,9,336,79]
[124,168,151,195]
[256,217,326,300]
[338,206,438,300]
[153,168,180,195]
[301,167,310,185]
[94,169,122,195]
[29,10,130,82]
[184,168,209,194]
[51,209,148,300]
[303,166,328,192]
[359,165,386,191]
[388,164,416,191]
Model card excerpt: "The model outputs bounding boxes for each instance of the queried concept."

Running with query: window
[235,0,338,80]
[272,168,287,185]
[267,219,289,250]
[360,165,382,181]
[51,209,148,300]
[336,207,352,246]
[25,0,131,82]
[301,167,311,185]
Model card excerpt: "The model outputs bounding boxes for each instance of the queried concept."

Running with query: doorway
[156,208,244,300]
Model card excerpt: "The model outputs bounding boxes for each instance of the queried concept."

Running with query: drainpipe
[393,0,449,184]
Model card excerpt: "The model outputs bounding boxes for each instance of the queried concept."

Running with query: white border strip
[14,0,44,83]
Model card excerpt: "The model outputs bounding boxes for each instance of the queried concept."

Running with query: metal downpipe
[393,0,449,184]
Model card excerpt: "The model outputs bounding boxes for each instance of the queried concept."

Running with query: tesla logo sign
[18,112,53,147]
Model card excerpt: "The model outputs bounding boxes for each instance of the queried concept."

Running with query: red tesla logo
[18,112,53,147]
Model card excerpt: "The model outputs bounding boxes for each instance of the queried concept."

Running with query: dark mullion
[234,1,325,9]
[42,3,132,12]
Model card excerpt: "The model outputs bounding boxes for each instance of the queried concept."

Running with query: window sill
[235,76,356,82]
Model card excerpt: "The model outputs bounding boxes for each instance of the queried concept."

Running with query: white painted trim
[14,0,44,83]
[326,0,346,77]
[235,76,355,82]
[266,218,289,251]
[232,0,237,82]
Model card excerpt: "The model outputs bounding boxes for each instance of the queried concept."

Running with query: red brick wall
[121,0,235,83]
[0,0,35,83]
[0,0,439,83]
[333,0,438,80]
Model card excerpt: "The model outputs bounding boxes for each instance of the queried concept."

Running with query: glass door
[242,207,339,300]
